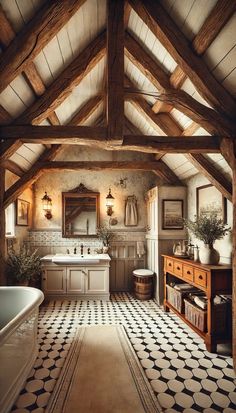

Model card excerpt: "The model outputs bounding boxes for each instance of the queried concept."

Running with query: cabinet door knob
[168,263,172,266]
[198,275,203,280]
[187,271,191,275]
[177,266,180,270]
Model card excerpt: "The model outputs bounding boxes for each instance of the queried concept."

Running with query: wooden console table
[163,255,232,352]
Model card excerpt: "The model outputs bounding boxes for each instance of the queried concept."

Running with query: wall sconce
[42,192,52,220]
[106,188,114,216]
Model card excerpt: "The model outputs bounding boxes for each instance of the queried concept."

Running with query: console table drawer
[194,269,207,288]
[183,265,194,282]
[173,261,183,277]
[166,258,174,272]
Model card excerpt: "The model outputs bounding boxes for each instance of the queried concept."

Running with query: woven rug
[46,325,163,413]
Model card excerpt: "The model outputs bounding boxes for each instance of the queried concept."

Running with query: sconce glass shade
[106,188,114,216]
[42,192,52,219]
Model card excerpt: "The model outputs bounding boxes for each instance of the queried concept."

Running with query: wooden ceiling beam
[128,0,236,120]
[37,160,169,171]
[0,0,86,93]
[70,96,103,126]
[107,0,124,143]
[122,135,220,154]
[186,154,232,201]
[182,122,200,136]
[1,159,24,177]
[124,32,236,136]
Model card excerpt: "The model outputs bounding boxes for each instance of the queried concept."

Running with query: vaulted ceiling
[0,0,235,209]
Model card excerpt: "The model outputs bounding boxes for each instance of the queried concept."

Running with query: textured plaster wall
[5,171,33,251]
[186,174,232,264]
[33,147,157,234]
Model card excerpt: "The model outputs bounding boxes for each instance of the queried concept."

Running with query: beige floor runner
[46,325,163,413]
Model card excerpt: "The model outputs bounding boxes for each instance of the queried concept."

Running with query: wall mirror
[62,184,100,238]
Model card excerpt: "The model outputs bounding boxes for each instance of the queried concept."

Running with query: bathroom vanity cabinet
[41,255,110,300]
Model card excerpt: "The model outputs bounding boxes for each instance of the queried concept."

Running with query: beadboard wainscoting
[109,243,146,292]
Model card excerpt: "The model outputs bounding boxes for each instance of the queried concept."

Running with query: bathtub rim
[0,286,44,346]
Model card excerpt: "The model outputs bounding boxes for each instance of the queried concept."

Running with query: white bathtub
[0,286,44,413]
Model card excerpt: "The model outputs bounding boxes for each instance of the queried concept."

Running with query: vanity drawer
[173,261,183,277]
[183,265,194,282]
[166,258,174,272]
[194,269,207,288]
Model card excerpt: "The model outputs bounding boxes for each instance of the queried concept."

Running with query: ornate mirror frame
[62,184,100,238]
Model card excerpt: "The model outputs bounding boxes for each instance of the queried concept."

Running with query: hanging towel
[137,241,145,257]
[125,196,138,226]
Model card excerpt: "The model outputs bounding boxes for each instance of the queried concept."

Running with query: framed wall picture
[196,184,227,223]
[162,199,184,230]
[16,199,30,226]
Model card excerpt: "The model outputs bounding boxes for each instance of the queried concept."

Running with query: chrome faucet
[80,244,84,256]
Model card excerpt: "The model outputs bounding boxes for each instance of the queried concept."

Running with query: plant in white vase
[96,224,115,253]
[183,211,231,265]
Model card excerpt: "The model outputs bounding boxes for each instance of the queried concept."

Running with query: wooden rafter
[0,31,106,161]
[0,105,12,125]
[1,160,24,177]
[0,5,60,128]
[171,0,236,88]
[128,0,236,120]
[124,31,236,136]
[37,160,170,171]
[107,0,124,143]
[0,0,86,94]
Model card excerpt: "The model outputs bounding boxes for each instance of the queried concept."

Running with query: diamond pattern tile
[10,293,236,413]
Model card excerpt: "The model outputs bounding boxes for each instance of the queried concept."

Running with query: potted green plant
[6,244,42,286]
[96,224,115,253]
[183,211,231,264]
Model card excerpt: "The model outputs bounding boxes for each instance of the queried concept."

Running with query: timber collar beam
[0,125,222,154]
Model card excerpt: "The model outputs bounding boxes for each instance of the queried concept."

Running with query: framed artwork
[162,199,184,230]
[16,199,30,226]
[196,184,227,223]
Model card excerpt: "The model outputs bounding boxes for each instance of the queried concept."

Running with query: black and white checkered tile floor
[11,293,236,413]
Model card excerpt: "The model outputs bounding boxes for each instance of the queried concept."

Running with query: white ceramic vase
[199,244,220,265]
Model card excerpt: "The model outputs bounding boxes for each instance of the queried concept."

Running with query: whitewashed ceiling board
[57,27,74,68]
[33,51,54,87]
[128,9,177,75]
[193,127,210,136]
[181,78,212,109]
[125,57,157,105]
[14,0,37,24]
[1,0,26,33]
[170,108,192,130]
[125,101,165,136]
[14,144,41,164]
[161,0,217,41]
[162,153,190,169]
[10,152,32,171]
[54,58,105,125]
[0,85,26,118]
[180,167,199,179]
[24,143,45,155]
[206,154,232,177]
[222,68,236,97]
[9,74,35,107]
[41,36,64,81]
[204,13,236,71]
[162,154,198,179]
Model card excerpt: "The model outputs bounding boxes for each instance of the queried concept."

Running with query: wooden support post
[233,163,236,370]
[107,0,124,144]
[0,167,6,285]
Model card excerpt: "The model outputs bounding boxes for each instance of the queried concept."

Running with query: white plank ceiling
[0,0,235,183]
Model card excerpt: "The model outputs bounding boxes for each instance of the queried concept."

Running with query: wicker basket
[184,298,227,334]
[184,298,207,332]
[166,284,187,313]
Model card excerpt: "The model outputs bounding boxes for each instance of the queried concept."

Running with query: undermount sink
[51,254,104,265]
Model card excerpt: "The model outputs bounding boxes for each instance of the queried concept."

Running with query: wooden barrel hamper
[133,269,154,300]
